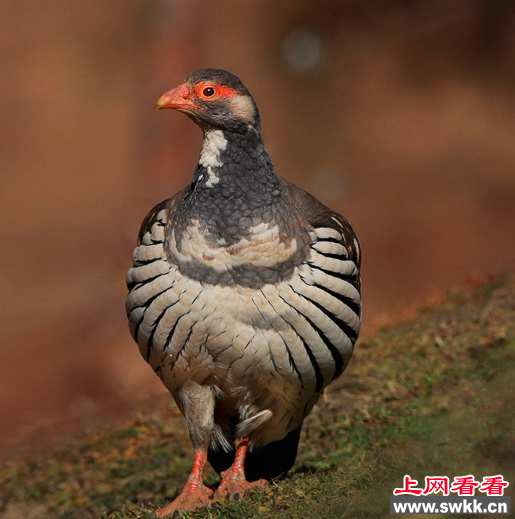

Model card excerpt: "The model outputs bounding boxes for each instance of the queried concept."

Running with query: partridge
[126,69,361,516]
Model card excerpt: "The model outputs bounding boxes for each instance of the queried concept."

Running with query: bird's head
[154,69,260,133]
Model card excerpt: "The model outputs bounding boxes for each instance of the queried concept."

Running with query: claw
[215,438,267,500]
[156,450,213,517]
[155,482,213,517]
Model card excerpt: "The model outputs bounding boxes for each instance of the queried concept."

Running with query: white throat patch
[199,129,228,188]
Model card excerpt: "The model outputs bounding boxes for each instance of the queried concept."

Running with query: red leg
[156,449,213,517]
[215,438,267,500]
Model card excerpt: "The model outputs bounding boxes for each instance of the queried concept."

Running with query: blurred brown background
[1,0,514,460]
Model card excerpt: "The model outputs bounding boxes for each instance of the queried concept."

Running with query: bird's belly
[127,257,354,444]
[131,267,307,390]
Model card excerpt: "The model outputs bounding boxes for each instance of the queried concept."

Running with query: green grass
[1,275,514,518]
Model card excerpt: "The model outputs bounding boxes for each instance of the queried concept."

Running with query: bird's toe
[215,475,267,500]
[155,482,213,517]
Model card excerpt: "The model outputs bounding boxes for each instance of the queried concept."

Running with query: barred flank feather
[126,69,361,492]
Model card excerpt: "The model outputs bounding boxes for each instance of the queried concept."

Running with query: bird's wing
[282,177,361,278]
[136,199,169,245]
[136,187,189,246]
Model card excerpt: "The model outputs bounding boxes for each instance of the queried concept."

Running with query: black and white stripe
[273,224,360,392]
[126,202,361,445]
[127,213,360,387]
[126,206,174,361]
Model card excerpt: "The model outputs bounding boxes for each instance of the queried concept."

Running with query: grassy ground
[1,275,514,518]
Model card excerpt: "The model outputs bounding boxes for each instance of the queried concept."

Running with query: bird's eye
[202,87,216,97]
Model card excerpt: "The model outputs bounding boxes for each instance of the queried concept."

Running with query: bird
[126,69,361,517]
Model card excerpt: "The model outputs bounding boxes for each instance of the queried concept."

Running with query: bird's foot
[214,438,267,501]
[215,468,267,501]
[156,481,213,517]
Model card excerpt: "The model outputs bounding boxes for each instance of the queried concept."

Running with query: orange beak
[154,83,197,112]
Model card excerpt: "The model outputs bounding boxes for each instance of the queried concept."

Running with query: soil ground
[1,274,513,518]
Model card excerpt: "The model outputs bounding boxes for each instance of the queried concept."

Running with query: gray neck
[179,127,282,245]
[192,127,278,202]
